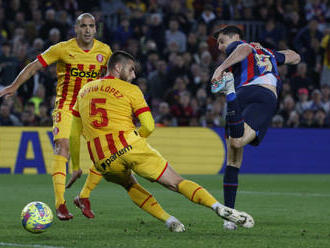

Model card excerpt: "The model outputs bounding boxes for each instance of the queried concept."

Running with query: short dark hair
[213,25,243,40]
[107,50,135,71]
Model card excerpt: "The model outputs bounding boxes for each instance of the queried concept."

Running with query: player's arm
[0,59,43,98]
[132,84,154,137]
[212,43,253,82]
[137,111,155,138]
[277,50,301,65]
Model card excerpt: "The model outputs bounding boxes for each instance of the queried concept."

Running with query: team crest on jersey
[53,127,59,136]
[96,54,104,62]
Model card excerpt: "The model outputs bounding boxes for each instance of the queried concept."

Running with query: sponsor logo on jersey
[70,68,100,78]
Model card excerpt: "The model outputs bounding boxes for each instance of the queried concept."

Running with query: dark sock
[226,93,244,138]
[223,165,239,208]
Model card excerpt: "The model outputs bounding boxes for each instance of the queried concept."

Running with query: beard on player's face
[119,69,130,82]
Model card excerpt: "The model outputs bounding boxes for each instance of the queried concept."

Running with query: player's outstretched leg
[106,173,185,232]
[52,154,73,220]
[74,166,103,218]
[223,165,240,230]
[157,164,254,228]
[127,183,185,232]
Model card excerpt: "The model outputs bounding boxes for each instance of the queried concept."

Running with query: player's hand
[0,85,17,99]
[66,169,82,189]
[211,66,225,83]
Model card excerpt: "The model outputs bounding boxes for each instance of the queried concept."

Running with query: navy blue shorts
[225,85,277,146]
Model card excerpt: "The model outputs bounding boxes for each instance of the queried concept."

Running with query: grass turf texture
[0,174,330,248]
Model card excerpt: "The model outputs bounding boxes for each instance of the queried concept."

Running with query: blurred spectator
[259,19,283,49]
[271,114,284,128]
[294,19,323,58]
[63,0,79,19]
[284,11,304,47]
[114,17,133,47]
[100,0,130,18]
[0,102,22,126]
[165,76,188,106]
[320,84,330,111]
[44,28,61,48]
[126,0,146,12]
[155,101,176,126]
[295,88,310,114]
[290,62,316,95]
[286,110,300,128]
[25,9,43,42]
[307,88,328,112]
[320,32,330,86]
[198,4,216,32]
[39,102,52,126]
[29,84,46,115]
[279,95,296,123]
[21,102,39,126]
[171,91,194,126]
[39,9,65,40]
[27,38,44,61]
[136,77,152,107]
[299,108,315,128]
[148,13,166,53]
[148,60,169,100]
[165,18,186,53]
[304,0,327,28]
[0,42,18,88]
[313,107,329,128]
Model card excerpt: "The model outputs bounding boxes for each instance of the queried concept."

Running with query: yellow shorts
[95,132,168,183]
[52,109,73,140]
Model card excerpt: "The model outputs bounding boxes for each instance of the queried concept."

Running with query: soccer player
[71,50,255,232]
[0,13,111,220]
[211,26,301,230]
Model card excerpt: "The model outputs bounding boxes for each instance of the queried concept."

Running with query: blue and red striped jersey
[225,41,285,89]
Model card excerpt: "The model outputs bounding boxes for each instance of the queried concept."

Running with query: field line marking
[0,242,65,248]
[239,191,330,197]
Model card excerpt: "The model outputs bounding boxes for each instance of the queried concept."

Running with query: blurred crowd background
[0,0,329,128]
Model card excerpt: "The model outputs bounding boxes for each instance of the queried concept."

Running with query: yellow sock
[178,180,217,208]
[52,155,67,208]
[79,165,103,198]
[128,183,171,222]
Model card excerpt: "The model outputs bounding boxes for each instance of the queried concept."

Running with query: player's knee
[230,139,243,149]
[54,139,69,158]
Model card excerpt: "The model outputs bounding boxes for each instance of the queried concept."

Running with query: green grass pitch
[0,174,330,248]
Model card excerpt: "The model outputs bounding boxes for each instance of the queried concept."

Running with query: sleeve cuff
[37,54,48,67]
[134,107,151,117]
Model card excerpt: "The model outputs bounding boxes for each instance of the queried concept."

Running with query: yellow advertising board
[0,127,225,174]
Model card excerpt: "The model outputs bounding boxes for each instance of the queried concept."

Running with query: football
[21,201,53,233]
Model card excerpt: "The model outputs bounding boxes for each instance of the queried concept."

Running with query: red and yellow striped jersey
[72,76,151,162]
[37,38,112,113]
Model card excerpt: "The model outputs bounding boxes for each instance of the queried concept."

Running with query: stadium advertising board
[0,127,225,175]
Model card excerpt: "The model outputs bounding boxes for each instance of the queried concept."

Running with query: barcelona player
[211,26,301,230]
[0,13,111,220]
[71,50,255,232]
